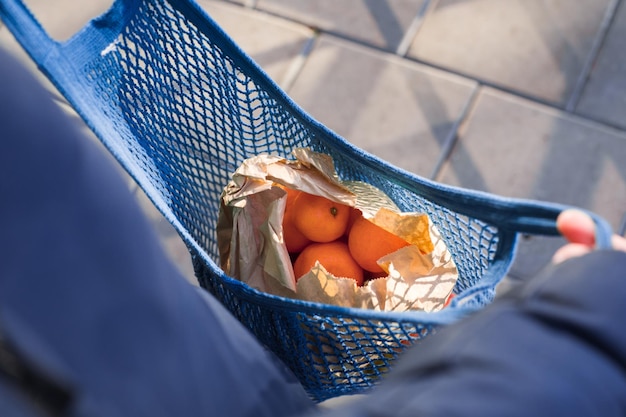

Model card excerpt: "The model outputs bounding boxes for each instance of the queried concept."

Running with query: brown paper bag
[217,148,458,312]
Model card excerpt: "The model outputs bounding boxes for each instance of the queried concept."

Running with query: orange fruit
[344,207,363,237]
[348,215,411,273]
[281,187,311,253]
[293,241,364,286]
[282,185,300,206]
[284,211,311,253]
[292,193,350,242]
[365,269,388,282]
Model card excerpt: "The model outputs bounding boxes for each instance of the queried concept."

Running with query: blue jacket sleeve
[0,47,314,417]
[317,250,626,417]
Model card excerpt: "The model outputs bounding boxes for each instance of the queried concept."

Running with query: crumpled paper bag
[217,148,458,312]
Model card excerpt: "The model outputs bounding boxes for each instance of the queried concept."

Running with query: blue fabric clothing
[0,47,314,417]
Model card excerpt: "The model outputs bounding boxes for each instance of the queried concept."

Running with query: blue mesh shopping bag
[0,0,613,402]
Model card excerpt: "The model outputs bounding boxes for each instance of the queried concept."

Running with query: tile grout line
[238,3,436,61]
[280,31,319,93]
[395,0,439,57]
[565,0,622,112]
[218,0,626,136]
[406,52,626,135]
[429,84,481,181]
[244,0,258,9]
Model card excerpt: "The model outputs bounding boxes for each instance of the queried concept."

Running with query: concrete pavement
[2,0,625,283]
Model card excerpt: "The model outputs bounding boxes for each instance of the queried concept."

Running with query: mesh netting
[86,0,500,282]
[57,0,504,401]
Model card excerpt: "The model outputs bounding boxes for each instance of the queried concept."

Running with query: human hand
[552,209,626,264]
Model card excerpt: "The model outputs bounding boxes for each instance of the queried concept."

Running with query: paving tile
[437,87,626,278]
[287,35,477,178]
[197,0,315,87]
[407,0,611,106]
[576,1,626,129]
[255,0,428,52]
[17,0,113,41]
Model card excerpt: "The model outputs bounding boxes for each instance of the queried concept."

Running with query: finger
[552,243,593,264]
[611,235,626,252]
[556,209,596,246]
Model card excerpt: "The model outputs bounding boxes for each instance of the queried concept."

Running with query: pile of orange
[280,185,411,286]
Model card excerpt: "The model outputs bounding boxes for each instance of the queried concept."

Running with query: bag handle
[480,197,614,250]
[406,179,614,250]
[0,0,58,63]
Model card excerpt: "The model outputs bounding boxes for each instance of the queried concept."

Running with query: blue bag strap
[0,0,57,64]
[488,199,614,250]
[417,182,614,249]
